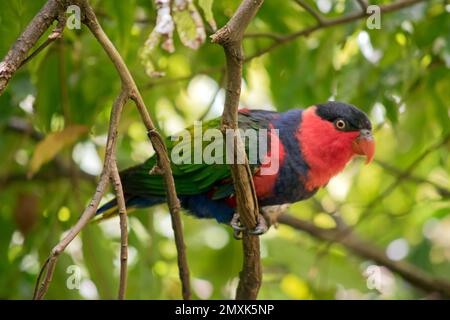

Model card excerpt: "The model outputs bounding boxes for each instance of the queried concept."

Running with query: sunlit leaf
[198,0,217,30]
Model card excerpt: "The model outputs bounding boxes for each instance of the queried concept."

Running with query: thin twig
[146,0,426,88]
[80,0,191,299]
[246,0,426,61]
[211,0,264,300]
[143,66,224,89]
[34,89,129,300]
[111,161,128,300]
[25,150,450,299]
[19,12,67,68]
[0,0,70,95]
[374,160,450,198]
[3,0,190,299]
[293,0,325,25]
[244,32,284,41]
[356,0,369,11]
[355,133,450,226]
[307,134,450,259]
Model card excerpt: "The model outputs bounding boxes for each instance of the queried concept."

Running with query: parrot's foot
[230,212,268,240]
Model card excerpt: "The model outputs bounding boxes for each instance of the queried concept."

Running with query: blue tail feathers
[96,196,166,217]
[96,194,235,224]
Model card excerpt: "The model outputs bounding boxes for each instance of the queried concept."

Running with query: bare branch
[355,133,450,226]
[0,0,69,95]
[80,0,191,299]
[211,0,264,300]
[374,160,450,198]
[27,0,191,300]
[246,0,427,61]
[5,117,44,141]
[356,0,369,11]
[244,32,284,41]
[3,117,96,186]
[149,0,426,88]
[144,66,224,89]
[19,12,67,68]
[278,214,450,298]
[111,161,129,300]
[34,89,129,300]
[293,0,325,25]
[146,126,191,300]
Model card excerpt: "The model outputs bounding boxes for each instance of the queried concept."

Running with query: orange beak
[352,129,375,164]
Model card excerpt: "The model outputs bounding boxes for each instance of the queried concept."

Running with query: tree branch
[19,12,67,69]
[356,0,369,11]
[0,0,69,95]
[246,0,426,61]
[374,160,450,198]
[211,0,264,300]
[3,117,96,186]
[79,0,191,299]
[355,133,450,226]
[278,214,450,298]
[147,0,426,88]
[14,0,191,300]
[34,89,128,300]
[111,161,129,300]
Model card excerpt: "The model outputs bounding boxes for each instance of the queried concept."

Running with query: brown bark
[211,0,264,300]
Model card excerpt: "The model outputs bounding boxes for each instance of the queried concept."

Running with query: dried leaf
[173,0,206,50]
[29,125,89,176]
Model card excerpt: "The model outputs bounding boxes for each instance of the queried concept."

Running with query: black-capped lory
[97,101,375,237]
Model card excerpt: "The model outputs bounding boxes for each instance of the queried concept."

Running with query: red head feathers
[298,102,375,191]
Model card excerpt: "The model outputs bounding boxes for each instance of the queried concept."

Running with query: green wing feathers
[120,114,269,199]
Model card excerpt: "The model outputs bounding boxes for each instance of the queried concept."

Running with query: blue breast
[260,109,317,206]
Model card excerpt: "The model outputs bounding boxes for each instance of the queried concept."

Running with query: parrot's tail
[94,196,166,222]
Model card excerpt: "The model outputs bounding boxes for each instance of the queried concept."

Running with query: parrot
[96,101,375,237]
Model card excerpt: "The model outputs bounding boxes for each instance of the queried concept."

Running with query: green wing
[120,113,271,199]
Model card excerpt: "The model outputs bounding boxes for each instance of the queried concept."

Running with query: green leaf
[198,0,216,30]
[33,48,61,131]
[0,0,47,57]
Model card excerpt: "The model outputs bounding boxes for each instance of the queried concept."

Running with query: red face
[298,106,375,190]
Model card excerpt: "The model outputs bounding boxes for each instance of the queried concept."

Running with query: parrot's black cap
[315,101,372,132]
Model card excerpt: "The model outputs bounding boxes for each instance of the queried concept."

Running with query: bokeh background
[1,0,449,299]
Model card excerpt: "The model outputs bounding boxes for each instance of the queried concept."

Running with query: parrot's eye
[335,119,346,130]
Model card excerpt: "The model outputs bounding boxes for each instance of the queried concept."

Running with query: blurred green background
[0,0,449,299]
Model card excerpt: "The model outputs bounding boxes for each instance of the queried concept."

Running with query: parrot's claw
[231,213,245,240]
[230,212,268,239]
[248,214,268,235]
[231,213,245,231]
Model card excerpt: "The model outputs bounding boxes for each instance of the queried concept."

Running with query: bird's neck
[298,107,358,191]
